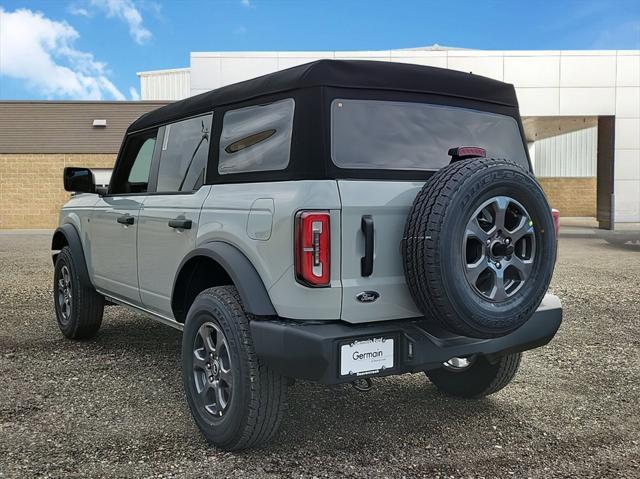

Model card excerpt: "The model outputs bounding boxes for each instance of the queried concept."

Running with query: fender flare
[172,242,277,318]
[52,224,93,287]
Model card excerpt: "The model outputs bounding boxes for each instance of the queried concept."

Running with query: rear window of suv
[331,99,528,171]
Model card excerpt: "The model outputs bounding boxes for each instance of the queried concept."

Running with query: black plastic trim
[172,242,277,317]
[51,224,93,288]
[117,215,135,225]
[168,218,192,229]
[360,215,374,277]
[250,299,562,384]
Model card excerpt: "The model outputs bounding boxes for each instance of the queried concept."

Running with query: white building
[138,46,640,226]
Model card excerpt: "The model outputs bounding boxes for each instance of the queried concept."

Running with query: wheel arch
[52,230,69,260]
[172,242,277,323]
[51,224,93,287]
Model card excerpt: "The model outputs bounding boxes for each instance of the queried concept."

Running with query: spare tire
[402,157,556,339]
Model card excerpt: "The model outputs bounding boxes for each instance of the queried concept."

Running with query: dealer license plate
[340,337,394,377]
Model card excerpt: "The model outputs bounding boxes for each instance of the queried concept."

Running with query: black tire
[403,158,556,338]
[53,246,104,339]
[426,353,521,399]
[181,286,287,450]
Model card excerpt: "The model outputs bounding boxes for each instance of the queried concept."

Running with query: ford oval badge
[356,291,380,303]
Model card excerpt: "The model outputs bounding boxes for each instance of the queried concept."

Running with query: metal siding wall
[535,126,597,177]
[139,69,191,100]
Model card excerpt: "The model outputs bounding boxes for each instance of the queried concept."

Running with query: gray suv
[52,60,562,450]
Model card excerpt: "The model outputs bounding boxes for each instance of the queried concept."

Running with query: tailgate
[338,180,425,323]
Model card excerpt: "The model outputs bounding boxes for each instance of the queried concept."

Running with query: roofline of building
[186,48,636,56]
[134,47,639,79]
[397,44,471,51]
[136,67,190,76]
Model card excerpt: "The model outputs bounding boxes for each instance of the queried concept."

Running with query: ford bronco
[52,60,562,450]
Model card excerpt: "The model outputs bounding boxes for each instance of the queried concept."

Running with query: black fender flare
[172,242,277,318]
[51,224,93,287]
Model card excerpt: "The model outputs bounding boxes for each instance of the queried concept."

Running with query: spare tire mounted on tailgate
[403,157,557,339]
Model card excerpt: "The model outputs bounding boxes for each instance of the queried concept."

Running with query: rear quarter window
[218,98,295,175]
[331,99,528,171]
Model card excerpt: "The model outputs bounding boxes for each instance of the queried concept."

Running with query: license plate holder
[339,336,395,378]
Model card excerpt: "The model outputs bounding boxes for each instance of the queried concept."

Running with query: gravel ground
[0,231,639,478]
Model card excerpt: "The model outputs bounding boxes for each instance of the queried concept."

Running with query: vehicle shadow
[92,310,521,455]
[560,230,640,252]
[274,378,518,453]
[601,236,640,252]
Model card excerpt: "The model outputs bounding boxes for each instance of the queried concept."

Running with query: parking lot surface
[0,231,639,478]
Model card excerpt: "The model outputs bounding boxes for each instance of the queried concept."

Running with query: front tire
[425,353,521,399]
[181,286,287,450]
[53,246,104,339]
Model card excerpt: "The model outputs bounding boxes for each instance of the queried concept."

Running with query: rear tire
[53,246,104,339]
[425,353,521,399]
[181,286,287,450]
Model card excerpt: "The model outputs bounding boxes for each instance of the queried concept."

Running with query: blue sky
[1,0,639,101]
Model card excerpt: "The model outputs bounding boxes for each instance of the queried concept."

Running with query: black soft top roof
[128,59,519,132]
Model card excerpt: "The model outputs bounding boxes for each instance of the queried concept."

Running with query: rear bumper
[251,294,562,384]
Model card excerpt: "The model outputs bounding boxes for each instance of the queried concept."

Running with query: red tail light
[295,211,330,287]
[552,209,560,237]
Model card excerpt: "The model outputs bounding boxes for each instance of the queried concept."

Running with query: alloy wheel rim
[462,196,536,302]
[57,265,72,323]
[192,321,233,419]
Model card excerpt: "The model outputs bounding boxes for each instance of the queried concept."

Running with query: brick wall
[0,154,116,229]
[537,177,597,217]
[0,156,599,229]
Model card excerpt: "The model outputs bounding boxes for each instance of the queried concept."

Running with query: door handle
[117,215,134,225]
[168,218,192,230]
[361,215,374,277]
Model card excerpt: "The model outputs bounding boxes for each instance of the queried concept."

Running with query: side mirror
[64,167,96,194]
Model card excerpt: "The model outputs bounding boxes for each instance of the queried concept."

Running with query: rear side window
[218,98,295,175]
[156,114,212,192]
[331,99,528,170]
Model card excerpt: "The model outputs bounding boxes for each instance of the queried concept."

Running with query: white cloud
[129,86,140,100]
[68,5,91,17]
[0,8,125,100]
[240,0,251,7]
[89,0,151,44]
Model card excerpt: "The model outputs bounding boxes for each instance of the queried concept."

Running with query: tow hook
[351,377,373,392]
